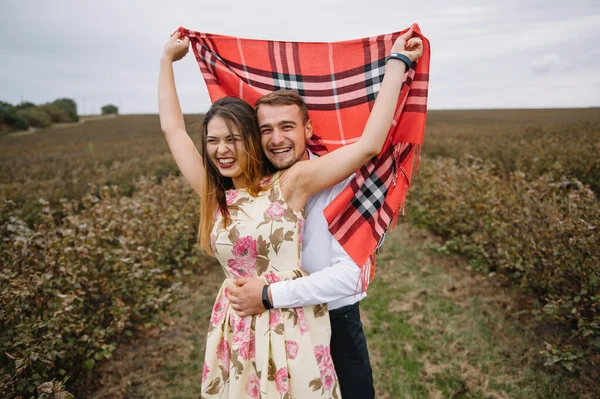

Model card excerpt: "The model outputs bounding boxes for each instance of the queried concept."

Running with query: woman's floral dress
[201,174,341,399]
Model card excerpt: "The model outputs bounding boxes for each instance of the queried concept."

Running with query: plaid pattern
[180,25,431,290]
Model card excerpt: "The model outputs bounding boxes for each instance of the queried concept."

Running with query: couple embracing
[159,26,424,398]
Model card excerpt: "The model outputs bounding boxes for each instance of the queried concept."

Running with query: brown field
[0,114,203,226]
[1,109,598,398]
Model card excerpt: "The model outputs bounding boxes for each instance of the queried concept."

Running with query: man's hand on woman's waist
[226,277,271,317]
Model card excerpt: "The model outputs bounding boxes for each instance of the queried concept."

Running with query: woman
[159,29,422,398]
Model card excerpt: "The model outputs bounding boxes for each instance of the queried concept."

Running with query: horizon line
[99,106,600,117]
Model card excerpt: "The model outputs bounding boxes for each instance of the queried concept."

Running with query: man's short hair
[255,90,309,124]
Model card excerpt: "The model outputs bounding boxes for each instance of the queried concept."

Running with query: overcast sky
[1,0,599,114]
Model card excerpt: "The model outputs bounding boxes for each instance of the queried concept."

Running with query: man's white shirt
[269,152,367,310]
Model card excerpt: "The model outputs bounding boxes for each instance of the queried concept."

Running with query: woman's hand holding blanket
[391,25,423,62]
[162,31,190,63]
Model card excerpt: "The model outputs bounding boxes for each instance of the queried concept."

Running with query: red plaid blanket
[179,25,431,290]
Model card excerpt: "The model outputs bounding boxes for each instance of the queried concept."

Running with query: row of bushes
[0,115,191,231]
[423,110,600,196]
[0,99,79,131]
[408,156,599,348]
[0,175,207,397]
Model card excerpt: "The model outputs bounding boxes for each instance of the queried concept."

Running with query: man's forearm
[269,260,363,308]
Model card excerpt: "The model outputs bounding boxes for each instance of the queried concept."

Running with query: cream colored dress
[201,174,341,399]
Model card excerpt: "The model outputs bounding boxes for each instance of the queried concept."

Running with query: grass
[363,223,585,399]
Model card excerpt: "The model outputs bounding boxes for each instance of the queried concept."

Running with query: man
[226,90,375,399]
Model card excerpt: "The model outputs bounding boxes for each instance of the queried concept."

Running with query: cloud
[1,0,599,112]
[530,54,563,73]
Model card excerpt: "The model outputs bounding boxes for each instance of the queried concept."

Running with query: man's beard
[269,149,305,170]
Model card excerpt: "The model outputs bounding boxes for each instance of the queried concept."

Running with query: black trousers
[329,302,375,399]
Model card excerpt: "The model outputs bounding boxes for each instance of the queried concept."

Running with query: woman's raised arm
[286,27,423,207]
[158,32,204,196]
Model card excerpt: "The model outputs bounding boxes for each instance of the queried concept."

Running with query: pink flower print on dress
[296,307,309,334]
[238,336,252,360]
[233,315,250,336]
[263,272,280,284]
[233,317,252,360]
[210,295,228,326]
[269,309,282,330]
[226,190,238,205]
[264,202,285,221]
[275,367,290,394]
[202,362,210,383]
[297,217,305,243]
[247,333,256,360]
[227,306,238,331]
[217,337,230,366]
[314,344,336,390]
[227,236,258,277]
[260,174,273,186]
[286,340,299,359]
[245,372,260,399]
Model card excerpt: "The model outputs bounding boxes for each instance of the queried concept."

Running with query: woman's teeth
[218,158,235,168]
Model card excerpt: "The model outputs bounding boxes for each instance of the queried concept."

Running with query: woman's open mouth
[218,157,236,169]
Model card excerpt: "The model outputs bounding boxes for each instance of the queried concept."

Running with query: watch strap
[262,284,273,310]
[387,52,412,70]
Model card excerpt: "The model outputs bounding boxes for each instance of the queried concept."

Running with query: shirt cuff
[269,281,291,308]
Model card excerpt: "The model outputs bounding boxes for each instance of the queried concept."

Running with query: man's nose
[271,129,285,146]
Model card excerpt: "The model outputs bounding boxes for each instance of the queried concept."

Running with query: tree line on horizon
[0,99,119,132]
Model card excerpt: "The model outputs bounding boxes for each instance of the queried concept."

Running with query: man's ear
[305,119,313,139]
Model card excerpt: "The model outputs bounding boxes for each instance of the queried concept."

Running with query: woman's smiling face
[206,115,246,180]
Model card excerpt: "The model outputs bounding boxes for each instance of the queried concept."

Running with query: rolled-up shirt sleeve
[270,227,366,308]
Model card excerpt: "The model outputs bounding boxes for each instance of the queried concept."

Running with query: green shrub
[40,103,72,123]
[4,114,29,130]
[0,101,29,131]
[14,101,37,111]
[0,101,15,114]
[52,98,79,122]
[101,104,119,115]
[16,107,52,128]
[408,156,600,344]
[0,176,205,397]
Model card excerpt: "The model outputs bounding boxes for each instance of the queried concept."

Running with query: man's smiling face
[257,104,312,170]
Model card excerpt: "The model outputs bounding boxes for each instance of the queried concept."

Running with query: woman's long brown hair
[198,97,271,255]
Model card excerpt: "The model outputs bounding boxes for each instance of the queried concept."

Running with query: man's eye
[283,125,293,130]
[261,130,271,135]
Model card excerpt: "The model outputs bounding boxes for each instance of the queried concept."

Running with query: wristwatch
[262,284,273,310]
